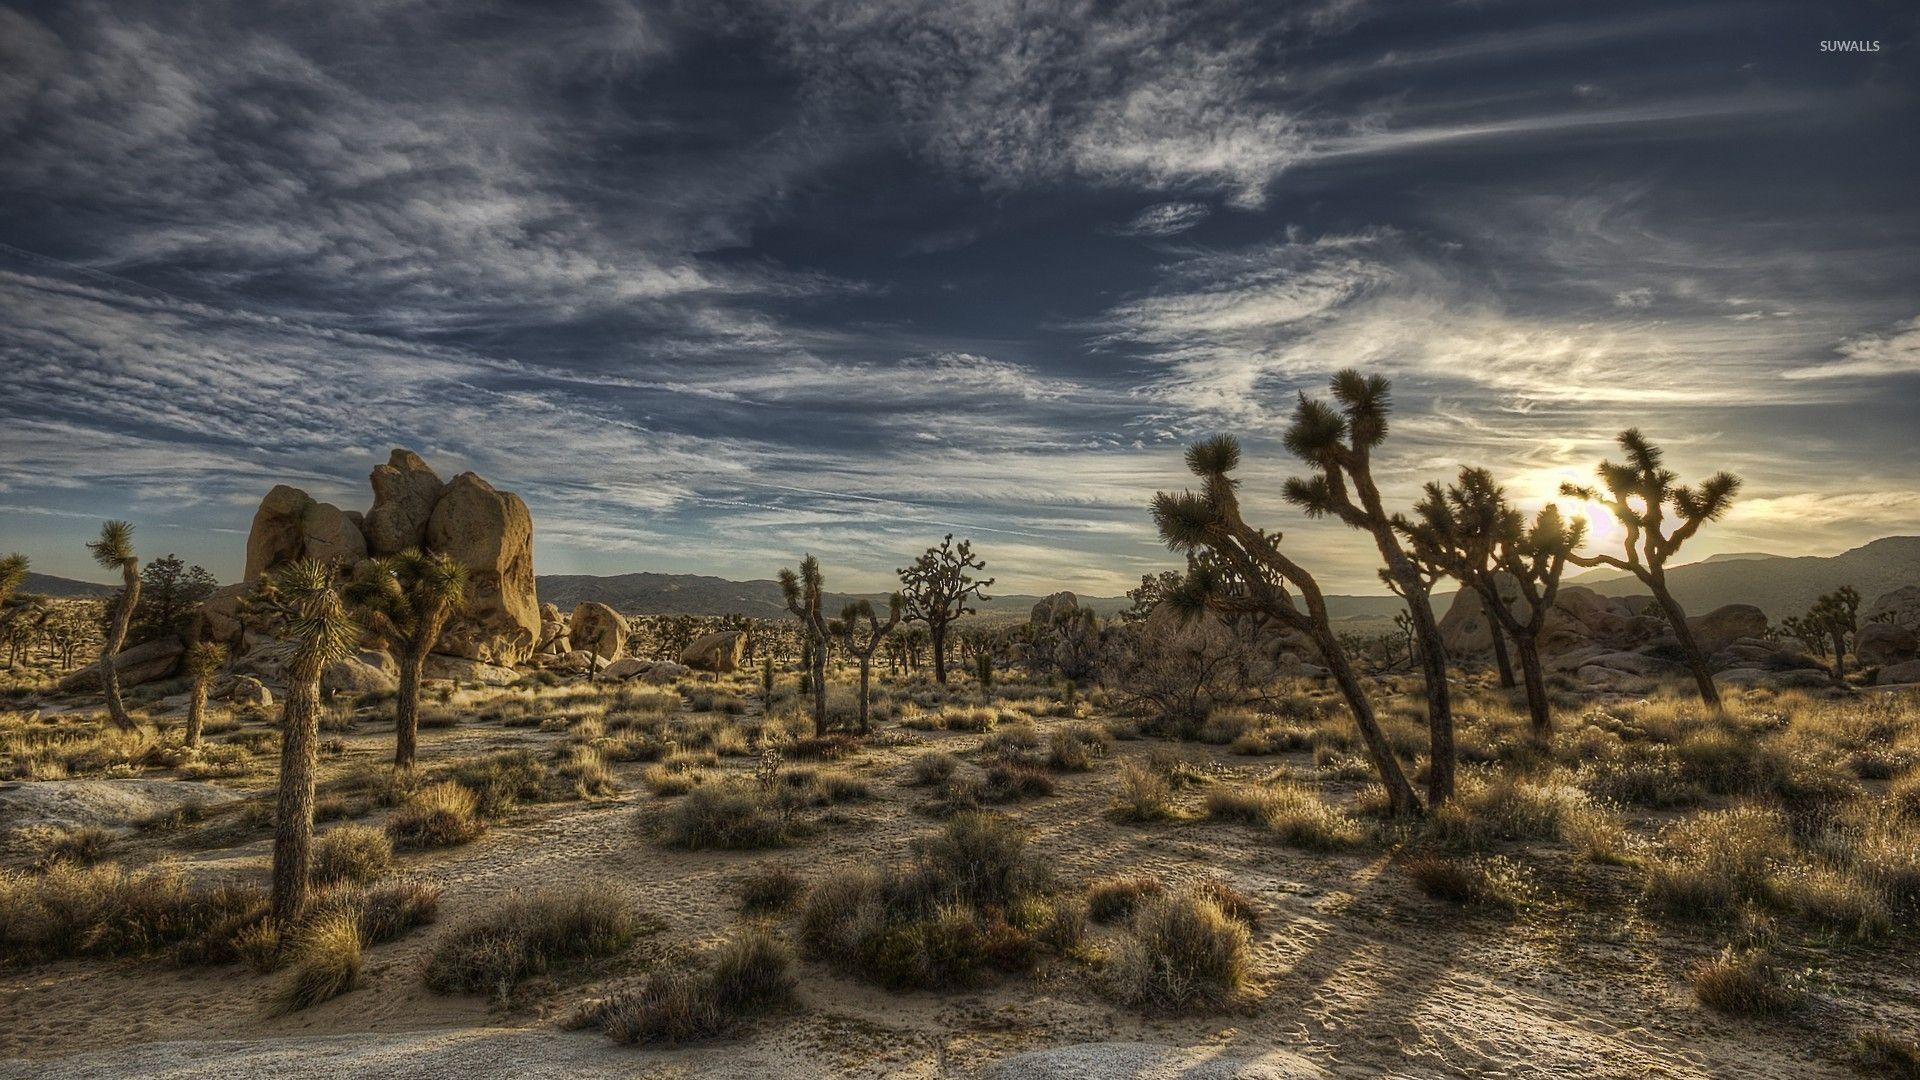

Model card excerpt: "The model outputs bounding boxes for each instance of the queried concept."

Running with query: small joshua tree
[1403,468,1586,734]
[86,521,141,731]
[244,561,357,929]
[181,641,228,749]
[344,549,468,769]
[761,652,776,708]
[0,553,26,615]
[1154,435,1422,817]
[1562,430,1740,709]
[780,555,832,736]
[1281,371,1457,805]
[1808,585,1861,682]
[829,594,903,734]
[897,535,993,685]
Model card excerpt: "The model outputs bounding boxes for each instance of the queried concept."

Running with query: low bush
[589,927,798,1045]
[737,865,807,914]
[1087,875,1164,923]
[386,781,485,850]
[1205,780,1367,851]
[1689,946,1802,1015]
[424,885,640,999]
[1110,886,1252,1008]
[1401,853,1535,910]
[310,824,393,886]
[655,782,796,850]
[909,751,960,785]
[1110,761,1177,822]
[276,909,362,1012]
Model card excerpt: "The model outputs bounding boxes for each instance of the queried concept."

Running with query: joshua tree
[1779,614,1828,657]
[1562,430,1741,709]
[181,641,228,749]
[0,553,26,614]
[830,594,903,734]
[1281,371,1456,805]
[344,549,469,769]
[1404,468,1586,734]
[780,555,831,736]
[86,521,141,731]
[245,561,357,929]
[1154,435,1423,817]
[897,535,993,684]
[1808,585,1861,682]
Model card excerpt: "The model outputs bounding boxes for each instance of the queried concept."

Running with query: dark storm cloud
[2,0,1916,591]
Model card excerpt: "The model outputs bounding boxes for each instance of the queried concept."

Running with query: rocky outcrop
[57,635,184,692]
[363,449,445,556]
[679,630,745,673]
[1857,620,1918,667]
[1865,585,1920,630]
[1030,591,1079,625]
[197,582,250,646]
[1877,659,1920,685]
[244,485,367,580]
[600,657,652,681]
[536,602,570,656]
[568,602,628,660]
[323,649,400,695]
[1683,604,1769,656]
[0,779,242,837]
[213,674,273,707]
[423,654,520,686]
[426,472,540,665]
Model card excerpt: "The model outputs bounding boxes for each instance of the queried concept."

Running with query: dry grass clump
[424,885,641,998]
[558,745,618,798]
[1642,806,1787,916]
[276,908,363,1012]
[1110,760,1178,822]
[654,781,797,850]
[1688,946,1802,1015]
[310,824,393,886]
[643,763,706,797]
[1424,774,1620,854]
[1400,852,1536,910]
[1109,885,1253,1009]
[1205,779,1367,851]
[1087,874,1165,923]
[386,781,485,850]
[1851,1027,1920,1078]
[798,812,1072,990]
[909,750,960,785]
[736,865,807,914]
[586,927,797,1046]
[15,824,115,869]
[0,862,266,964]
[1046,724,1112,770]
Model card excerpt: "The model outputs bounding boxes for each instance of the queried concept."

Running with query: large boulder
[57,635,184,692]
[197,582,250,646]
[1030,591,1079,625]
[427,472,539,665]
[244,485,367,580]
[0,779,242,838]
[600,657,652,681]
[363,449,445,556]
[1877,659,1920,686]
[1857,620,1918,667]
[1865,586,1920,630]
[1437,579,1530,656]
[422,654,520,686]
[638,661,689,684]
[536,602,570,656]
[213,674,273,708]
[1717,667,1834,691]
[1538,586,1637,656]
[323,650,399,695]
[550,649,600,675]
[679,630,745,673]
[1684,604,1769,656]
[568,603,628,660]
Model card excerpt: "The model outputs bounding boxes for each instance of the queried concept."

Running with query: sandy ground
[1,692,1911,1078]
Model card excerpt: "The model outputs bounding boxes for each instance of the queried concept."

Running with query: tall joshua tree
[897,535,993,685]
[245,561,357,929]
[1154,436,1423,817]
[181,641,227,749]
[1808,585,1861,683]
[1562,429,1740,709]
[1404,468,1585,734]
[831,595,903,734]
[344,549,469,769]
[780,555,831,736]
[87,521,141,731]
[1281,371,1457,805]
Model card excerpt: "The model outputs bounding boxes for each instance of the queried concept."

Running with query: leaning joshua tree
[1154,435,1423,817]
[1562,429,1741,710]
[779,555,832,736]
[86,521,141,731]
[245,560,357,929]
[1281,371,1457,805]
[345,549,469,769]
[897,535,993,685]
[181,641,228,749]
[1404,468,1585,734]
[830,595,903,734]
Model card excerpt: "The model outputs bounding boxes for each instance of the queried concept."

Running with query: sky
[1,0,1916,596]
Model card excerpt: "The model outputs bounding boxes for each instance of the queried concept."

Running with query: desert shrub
[0,862,266,964]
[941,706,997,733]
[779,766,871,805]
[1689,946,1802,1015]
[1401,853,1535,910]
[1572,745,1704,808]
[1425,776,1618,853]
[1643,807,1788,916]
[17,825,114,869]
[277,909,362,1012]
[1852,1028,1920,1078]
[1087,875,1164,923]
[1110,887,1252,1008]
[656,782,794,850]
[310,824,393,886]
[584,924,797,1045]
[910,750,960,785]
[785,734,861,760]
[737,865,806,914]
[348,879,441,944]
[1191,878,1259,928]
[386,781,485,850]
[559,745,618,798]
[1771,863,1891,938]
[424,885,640,998]
[984,762,1055,801]
[1110,760,1177,822]
[643,763,706,797]
[1046,724,1111,771]
[447,750,557,816]
[1205,780,1366,851]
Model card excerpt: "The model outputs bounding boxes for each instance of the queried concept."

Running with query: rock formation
[1865,585,1920,630]
[427,472,540,665]
[1858,620,1918,667]
[536,602,570,656]
[363,449,445,556]
[244,486,367,580]
[680,629,745,673]
[1030,592,1079,625]
[568,602,628,660]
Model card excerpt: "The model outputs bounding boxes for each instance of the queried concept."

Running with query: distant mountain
[534,572,1135,621]
[18,572,116,599]
[1575,536,1920,619]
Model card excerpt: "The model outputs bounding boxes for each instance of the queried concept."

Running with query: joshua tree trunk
[1384,558,1454,806]
[856,655,872,734]
[1513,636,1550,735]
[271,676,322,929]
[1649,578,1720,709]
[395,647,426,769]
[100,562,140,731]
[811,646,828,735]
[1488,620,1515,688]
[185,681,209,748]
[1828,630,1847,683]
[929,623,949,684]
[1313,623,1420,817]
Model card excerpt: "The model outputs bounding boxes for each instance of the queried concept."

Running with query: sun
[1509,467,1623,553]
